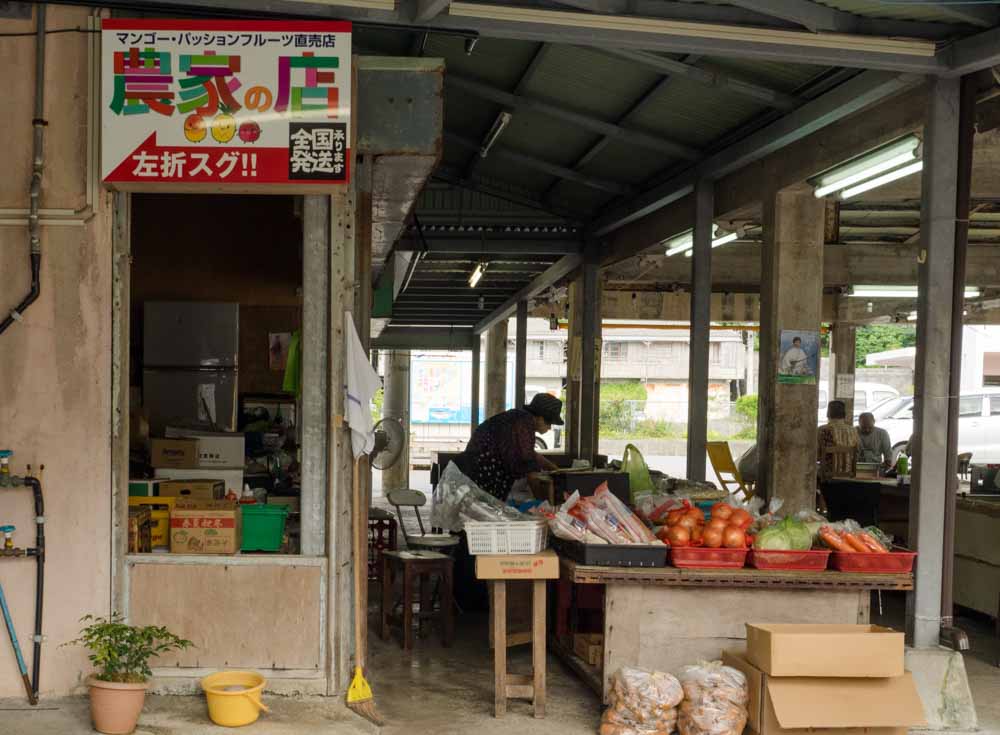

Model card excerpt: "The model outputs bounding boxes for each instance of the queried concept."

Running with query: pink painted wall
[0,5,113,697]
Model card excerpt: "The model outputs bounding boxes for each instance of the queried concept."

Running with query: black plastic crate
[553,537,667,568]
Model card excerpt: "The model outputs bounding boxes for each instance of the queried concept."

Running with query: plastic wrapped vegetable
[600,667,684,735]
[677,662,749,735]
[753,516,813,551]
[595,484,660,544]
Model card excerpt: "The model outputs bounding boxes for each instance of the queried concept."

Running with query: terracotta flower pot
[88,677,148,735]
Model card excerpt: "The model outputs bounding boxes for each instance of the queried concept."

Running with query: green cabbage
[784,519,814,551]
[754,525,793,550]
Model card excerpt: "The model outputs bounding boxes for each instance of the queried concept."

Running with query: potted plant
[65,614,192,735]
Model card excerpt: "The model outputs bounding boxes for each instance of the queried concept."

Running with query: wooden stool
[475,550,558,719]
[380,550,454,650]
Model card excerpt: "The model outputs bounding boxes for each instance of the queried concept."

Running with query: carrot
[843,532,872,553]
[857,531,889,553]
[819,526,852,552]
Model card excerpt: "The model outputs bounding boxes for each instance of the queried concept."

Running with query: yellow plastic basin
[200,671,269,727]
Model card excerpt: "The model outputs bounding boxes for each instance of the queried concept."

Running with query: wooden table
[554,556,913,703]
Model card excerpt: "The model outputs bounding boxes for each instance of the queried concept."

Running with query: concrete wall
[0,5,112,697]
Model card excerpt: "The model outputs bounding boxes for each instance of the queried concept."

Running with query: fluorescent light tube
[841,160,923,199]
[665,234,694,257]
[677,230,740,257]
[851,285,980,298]
[814,151,917,198]
[469,262,487,288]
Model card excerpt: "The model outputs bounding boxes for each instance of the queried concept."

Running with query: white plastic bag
[431,462,526,532]
[676,662,749,735]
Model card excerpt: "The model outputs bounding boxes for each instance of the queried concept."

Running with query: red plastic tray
[747,548,831,571]
[830,549,916,573]
[670,546,748,569]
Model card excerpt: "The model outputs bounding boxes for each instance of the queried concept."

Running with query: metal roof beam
[592,70,922,238]
[446,132,634,196]
[414,0,452,22]
[945,26,1000,77]
[722,0,968,36]
[599,48,801,111]
[373,327,475,350]
[474,253,583,334]
[919,3,998,28]
[548,0,629,12]
[396,238,582,254]
[448,73,702,160]
[431,166,584,223]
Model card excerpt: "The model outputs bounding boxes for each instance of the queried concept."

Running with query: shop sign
[101,19,351,188]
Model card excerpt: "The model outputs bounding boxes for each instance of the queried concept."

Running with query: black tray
[553,537,667,568]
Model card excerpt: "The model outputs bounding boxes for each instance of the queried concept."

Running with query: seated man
[817,400,859,481]
[856,411,892,469]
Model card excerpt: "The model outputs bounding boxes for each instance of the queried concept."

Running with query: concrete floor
[3,605,997,734]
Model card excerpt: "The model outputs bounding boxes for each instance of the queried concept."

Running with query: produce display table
[553,556,913,703]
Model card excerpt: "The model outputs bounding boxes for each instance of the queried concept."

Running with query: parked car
[877,388,1000,463]
[817,382,901,423]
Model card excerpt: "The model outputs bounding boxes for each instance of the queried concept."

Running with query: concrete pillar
[686,178,713,481]
[300,195,330,556]
[470,336,481,430]
[515,300,528,408]
[579,239,602,464]
[382,350,410,492]
[828,321,857,419]
[757,186,825,514]
[485,321,508,418]
[909,76,961,649]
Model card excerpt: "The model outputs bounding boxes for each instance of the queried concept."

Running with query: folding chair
[706,441,754,500]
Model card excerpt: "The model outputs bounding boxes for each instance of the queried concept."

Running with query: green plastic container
[240,504,289,552]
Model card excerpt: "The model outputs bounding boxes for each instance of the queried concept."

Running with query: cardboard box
[170,500,241,554]
[128,479,162,497]
[746,624,904,678]
[154,468,243,499]
[723,650,925,735]
[128,497,175,548]
[475,549,559,580]
[158,479,225,502]
[128,506,152,553]
[165,427,245,468]
[573,633,603,667]
[150,438,199,469]
[268,496,300,513]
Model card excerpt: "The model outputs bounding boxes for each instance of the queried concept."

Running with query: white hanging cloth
[344,311,381,458]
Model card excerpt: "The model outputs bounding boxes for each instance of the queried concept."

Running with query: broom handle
[353,455,366,672]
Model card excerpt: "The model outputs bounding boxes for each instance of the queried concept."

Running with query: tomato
[723,526,747,548]
[729,508,752,529]
[702,527,723,548]
[666,526,690,548]
[711,503,734,520]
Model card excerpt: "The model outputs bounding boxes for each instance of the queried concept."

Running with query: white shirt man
[780,337,810,376]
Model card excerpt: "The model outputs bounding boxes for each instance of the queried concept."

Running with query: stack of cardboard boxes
[724,624,926,735]
[129,430,247,555]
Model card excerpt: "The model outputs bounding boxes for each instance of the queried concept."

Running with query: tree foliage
[854,325,916,367]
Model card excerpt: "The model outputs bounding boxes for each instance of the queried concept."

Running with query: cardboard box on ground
[722,623,926,735]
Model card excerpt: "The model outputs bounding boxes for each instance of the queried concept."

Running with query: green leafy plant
[735,394,758,423]
[65,614,192,683]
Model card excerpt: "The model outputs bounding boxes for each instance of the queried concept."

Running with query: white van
[877,388,1000,463]
[817,382,901,422]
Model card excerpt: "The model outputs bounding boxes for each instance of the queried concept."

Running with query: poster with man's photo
[778,330,820,384]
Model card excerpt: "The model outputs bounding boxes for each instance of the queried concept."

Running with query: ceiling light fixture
[850,285,980,299]
[840,160,924,200]
[479,111,512,159]
[666,226,741,257]
[811,135,920,199]
[469,262,488,288]
[447,3,936,56]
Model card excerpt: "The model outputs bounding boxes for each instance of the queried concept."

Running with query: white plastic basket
[465,520,548,555]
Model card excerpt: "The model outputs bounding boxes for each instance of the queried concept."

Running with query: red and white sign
[101,19,351,188]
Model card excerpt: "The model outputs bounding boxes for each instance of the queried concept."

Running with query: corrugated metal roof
[576,138,678,185]
[498,109,601,168]
[813,0,977,24]
[699,57,827,93]
[519,45,663,122]
[423,34,542,89]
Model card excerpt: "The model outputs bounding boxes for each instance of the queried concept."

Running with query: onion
[686,507,707,524]
[666,526,690,548]
[706,517,728,533]
[702,527,723,548]
[677,514,700,531]
[711,503,734,520]
[723,526,746,549]
[690,525,704,544]
[666,509,685,527]
[729,509,752,529]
